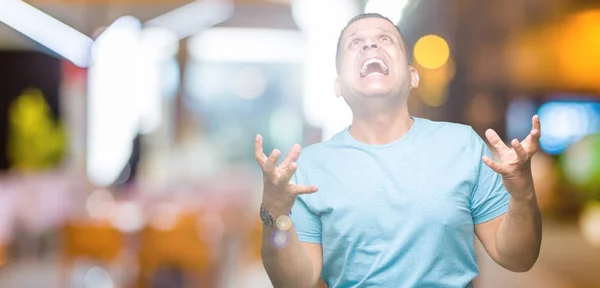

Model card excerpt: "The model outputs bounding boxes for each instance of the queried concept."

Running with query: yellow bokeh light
[557,9,600,90]
[507,9,600,92]
[580,201,600,248]
[276,215,292,231]
[415,56,455,107]
[414,35,450,70]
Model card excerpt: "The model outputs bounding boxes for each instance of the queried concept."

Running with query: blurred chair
[0,243,6,268]
[60,221,125,287]
[137,212,215,288]
[249,219,262,262]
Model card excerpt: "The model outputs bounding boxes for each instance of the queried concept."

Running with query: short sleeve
[469,129,510,224]
[290,168,322,243]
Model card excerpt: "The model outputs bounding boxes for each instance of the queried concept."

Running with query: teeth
[366,72,384,77]
[360,58,388,75]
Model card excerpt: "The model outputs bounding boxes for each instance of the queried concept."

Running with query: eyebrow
[346,29,398,42]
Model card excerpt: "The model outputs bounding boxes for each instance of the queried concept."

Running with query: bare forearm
[261,225,315,288]
[496,191,542,272]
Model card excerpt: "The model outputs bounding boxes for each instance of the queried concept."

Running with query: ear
[409,66,420,89]
[334,78,342,98]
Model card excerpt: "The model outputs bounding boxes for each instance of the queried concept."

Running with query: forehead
[342,17,401,40]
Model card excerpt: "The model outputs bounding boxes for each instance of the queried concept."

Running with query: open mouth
[360,58,389,78]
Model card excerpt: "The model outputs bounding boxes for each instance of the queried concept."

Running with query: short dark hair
[335,13,412,74]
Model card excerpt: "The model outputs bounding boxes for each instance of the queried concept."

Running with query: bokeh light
[85,189,116,220]
[84,266,115,288]
[557,10,600,90]
[415,56,455,107]
[275,215,292,231]
[561,134,600,198]
[148,202,180,231]
[110,202,144,233]
[364,0,410,24]
[87,16,143,187]
[507,10,600,93]
[414,35,450,70]
[270,230,290,249]
[537,101,600,155]
[579,201,600,248]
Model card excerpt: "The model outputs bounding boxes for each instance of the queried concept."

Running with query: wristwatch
[260,205,291,228]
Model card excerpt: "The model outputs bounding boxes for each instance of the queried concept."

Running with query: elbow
[502,254,539,273]
[498,237,542,273]
[506,262,535,273]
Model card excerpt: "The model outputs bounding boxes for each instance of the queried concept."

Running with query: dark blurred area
[0,0,599,287]
[0,51,62,170]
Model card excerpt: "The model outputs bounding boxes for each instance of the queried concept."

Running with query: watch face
[260,208,273,227]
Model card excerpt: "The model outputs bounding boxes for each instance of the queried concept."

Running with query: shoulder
[296,128,347,165]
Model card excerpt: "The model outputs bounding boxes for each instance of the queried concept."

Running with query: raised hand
[482,115,541,199]
[254,134,318,216]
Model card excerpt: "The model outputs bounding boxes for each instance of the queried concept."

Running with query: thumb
[290,184,319,196]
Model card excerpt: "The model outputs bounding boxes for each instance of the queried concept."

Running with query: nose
[363,39,377,51]
[362,43,378,51]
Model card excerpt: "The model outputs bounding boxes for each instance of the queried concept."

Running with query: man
[255,13,542,288]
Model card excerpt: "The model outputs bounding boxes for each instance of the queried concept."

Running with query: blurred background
[0,0,599,287]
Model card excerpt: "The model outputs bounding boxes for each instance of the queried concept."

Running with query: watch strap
[260,205,291,228]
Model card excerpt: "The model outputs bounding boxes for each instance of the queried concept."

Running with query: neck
[349,104,413,145]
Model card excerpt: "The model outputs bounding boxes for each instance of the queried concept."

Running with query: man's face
[336,17,416,103]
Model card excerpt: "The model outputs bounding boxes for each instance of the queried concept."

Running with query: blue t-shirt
[290,117,510,288]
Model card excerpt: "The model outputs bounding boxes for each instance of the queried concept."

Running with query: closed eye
[349,39,361,48]
[380,35,392,43]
